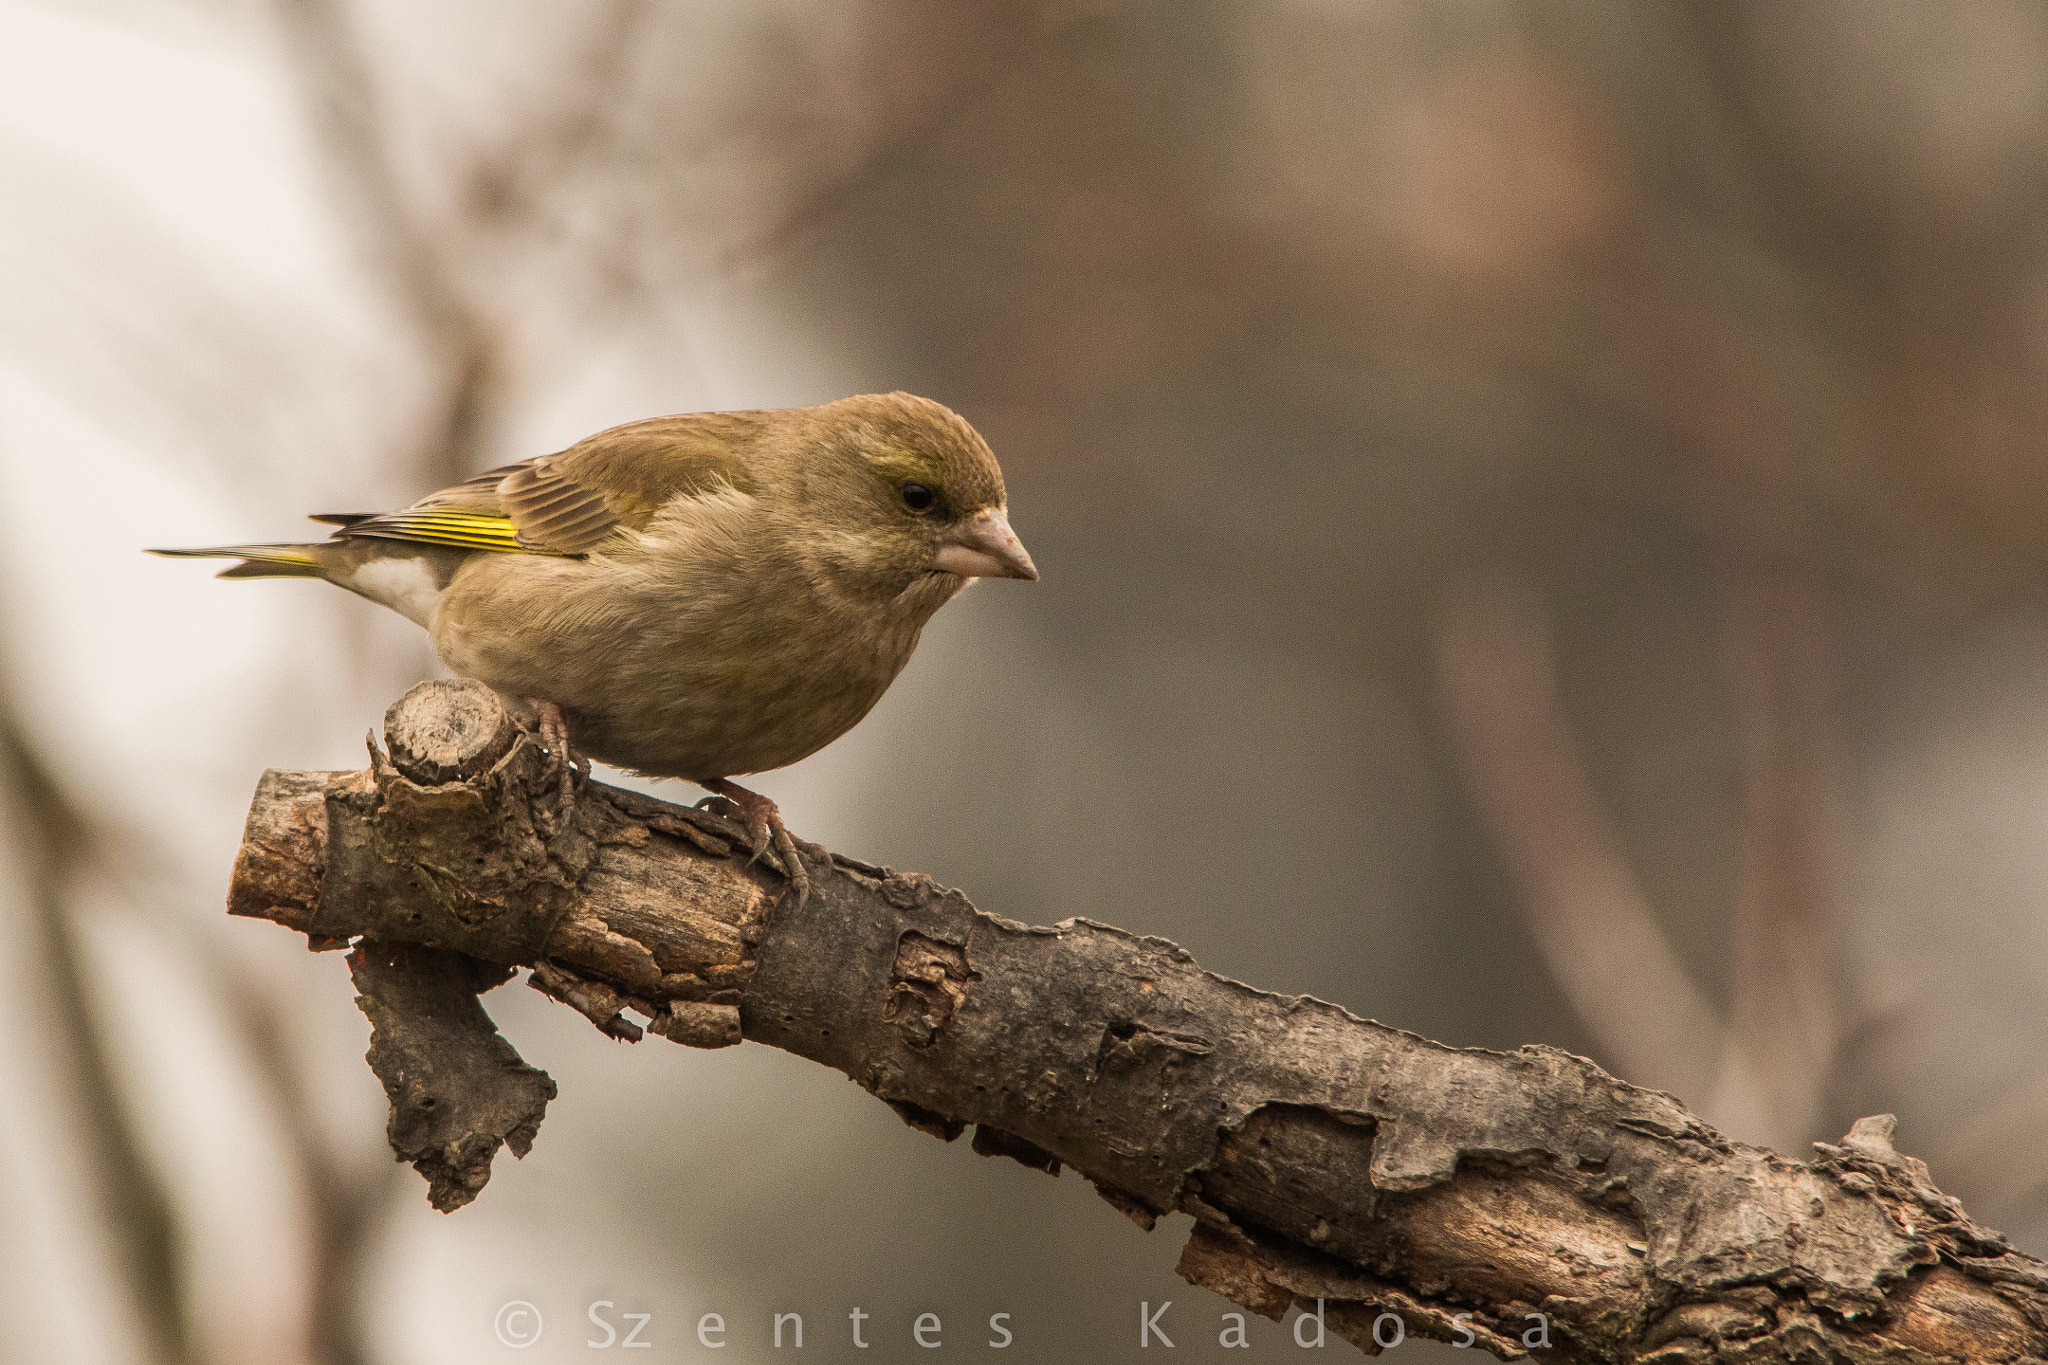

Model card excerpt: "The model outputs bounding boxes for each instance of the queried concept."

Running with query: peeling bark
[228,682,2048,1362]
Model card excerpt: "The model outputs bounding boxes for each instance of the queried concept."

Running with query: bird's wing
[325,413,763,557]
[324,466,536,553]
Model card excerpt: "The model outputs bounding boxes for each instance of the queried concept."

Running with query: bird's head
[789,392,1038,602]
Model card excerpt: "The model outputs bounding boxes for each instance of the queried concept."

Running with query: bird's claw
[527,698,583,832]
[692,793,745,826]
[696,779,822,909]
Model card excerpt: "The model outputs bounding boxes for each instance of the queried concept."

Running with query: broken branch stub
[349,940,552,1212]
[383,679,521,784]
[228,680,2048,1361]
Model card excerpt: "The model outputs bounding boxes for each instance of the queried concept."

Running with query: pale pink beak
[931,506,1038,581]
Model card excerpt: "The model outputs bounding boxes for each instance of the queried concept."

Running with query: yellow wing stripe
[347,510,571,556]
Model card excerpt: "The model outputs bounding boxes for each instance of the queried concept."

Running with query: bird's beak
[931,507,1039,580]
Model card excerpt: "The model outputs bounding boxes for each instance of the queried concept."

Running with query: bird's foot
[695,778,827,909]
[526,698,585,831]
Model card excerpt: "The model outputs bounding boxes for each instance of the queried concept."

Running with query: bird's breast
[581,612,924,778]
[432,537,955,780]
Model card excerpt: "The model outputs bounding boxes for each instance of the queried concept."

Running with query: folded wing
[325,412,763,557]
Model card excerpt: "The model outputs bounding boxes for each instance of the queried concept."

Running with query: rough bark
[227,681,2048,1363]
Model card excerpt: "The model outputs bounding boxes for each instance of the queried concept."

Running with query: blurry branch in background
[704,3,1040,281]
[220,680,2048,1363]
[1697,460,1841,1148]
[0,25,379,1365]
[208,965,394,1365]
[265,0,1033,469]
[272,0,559,486]
[76,791,394,1365]
[1435,557,1844,1154]
[1435,579,1724,1104]
[1433,148,1854,1150]
[72,808,397,1365]
[1619,229,1842,1153]
[0,714,188,1365]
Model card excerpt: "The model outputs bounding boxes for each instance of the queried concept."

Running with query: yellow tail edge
[146,545,326,579]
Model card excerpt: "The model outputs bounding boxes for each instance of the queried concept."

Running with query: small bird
[154,391,1037,904]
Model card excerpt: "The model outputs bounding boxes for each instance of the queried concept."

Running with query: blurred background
[5,0,2048,1360]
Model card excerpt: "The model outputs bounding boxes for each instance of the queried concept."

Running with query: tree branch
[226,681,2048,1362]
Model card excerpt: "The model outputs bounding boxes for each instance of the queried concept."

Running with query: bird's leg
[695,778,827,908]
[526,698,584,829]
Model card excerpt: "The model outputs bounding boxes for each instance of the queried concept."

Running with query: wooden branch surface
[229,681,2048,1363]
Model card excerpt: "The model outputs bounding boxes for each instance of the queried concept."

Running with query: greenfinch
[154,391,1037,902]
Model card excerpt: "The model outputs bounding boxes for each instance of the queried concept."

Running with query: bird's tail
[146,543,331,580]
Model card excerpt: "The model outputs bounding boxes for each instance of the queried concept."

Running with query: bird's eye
[900,482,935,512]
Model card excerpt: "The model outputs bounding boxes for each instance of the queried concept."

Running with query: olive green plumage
[154,391,1037,782]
